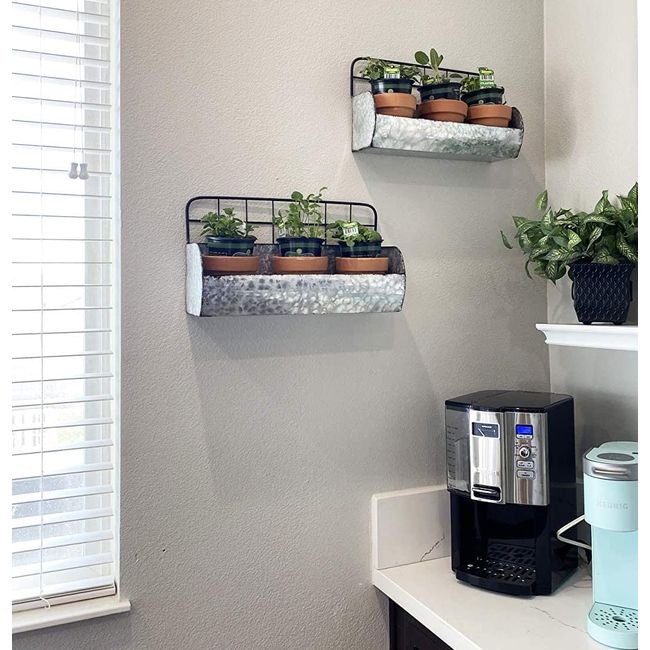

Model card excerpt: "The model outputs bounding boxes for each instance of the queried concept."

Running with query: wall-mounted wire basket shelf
[185,195,406,316]
[351,57,524,162]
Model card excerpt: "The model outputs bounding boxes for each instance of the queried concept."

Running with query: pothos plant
[500,182,638,282]
[360,58,419,81]
[201,207,254,238]
[414,48,460,85]
[327,220,382,249]
[273,188,327,238]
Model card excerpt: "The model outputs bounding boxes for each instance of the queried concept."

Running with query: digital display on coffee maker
[516,424,534,436]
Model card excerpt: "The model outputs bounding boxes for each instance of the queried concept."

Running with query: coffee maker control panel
[508,412,549,506]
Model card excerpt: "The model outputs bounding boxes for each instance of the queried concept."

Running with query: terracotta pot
[373,92,417,118]
[467,104,512,128]
[335,257,389,274]
[271,256,329,274]
[419,99,468,123]
[202,255,260,275]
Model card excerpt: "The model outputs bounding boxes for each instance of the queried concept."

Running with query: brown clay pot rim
[271,256,329,274]
[467,104,512,116]
[202,255,260,274]
[335,257,389,274]
[374,93,417,107]
[420,98,468,110]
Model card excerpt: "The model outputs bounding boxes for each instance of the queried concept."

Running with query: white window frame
[11,0,129,632]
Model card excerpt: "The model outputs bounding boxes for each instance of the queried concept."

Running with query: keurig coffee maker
[445,390,578,596]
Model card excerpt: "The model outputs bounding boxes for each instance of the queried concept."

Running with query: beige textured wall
[15,1,548,648]
[544,0,638,461]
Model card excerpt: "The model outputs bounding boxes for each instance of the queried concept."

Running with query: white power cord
[556,514,592,551]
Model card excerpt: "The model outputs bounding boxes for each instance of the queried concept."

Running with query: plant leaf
[546,261,559,283]
[536,190,548,212]
[594,190,611,213]
[544,249,569,261]
[500,230,513,249]
[566,231,582,249]
[592,249,619,264]
[628,182,638,208]
[414,51,429,65]
[616,232,638,262]
[585,214,614,225]
[586,226,602,250]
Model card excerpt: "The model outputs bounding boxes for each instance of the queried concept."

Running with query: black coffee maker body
[445,390,578,596]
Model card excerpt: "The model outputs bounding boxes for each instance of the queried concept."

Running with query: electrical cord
[556,514,592,551]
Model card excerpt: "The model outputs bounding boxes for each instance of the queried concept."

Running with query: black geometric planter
[569,262,635,325]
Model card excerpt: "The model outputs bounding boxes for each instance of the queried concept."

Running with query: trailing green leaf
[500,183,638,282]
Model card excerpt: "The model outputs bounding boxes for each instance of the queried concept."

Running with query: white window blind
[11,0,119,611]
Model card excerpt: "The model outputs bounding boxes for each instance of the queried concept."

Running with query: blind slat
[14,393,114,408]
[13,461,114,481]
[13,553,114,579]
[12,530,114,555]
[13,507,114,529]
[12,577,116,606]
[13,554,114,580]
[13,485,114,505]
[13,417,114,432]
[12,438,114,455]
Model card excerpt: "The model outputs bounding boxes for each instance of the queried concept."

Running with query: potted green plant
[414,48,467,123]
[461,68,511,127]
[271,188,329,273]
[360,58,419,118]
[327,220,388,274]
[200,207,259,274]
[501,183,638,325]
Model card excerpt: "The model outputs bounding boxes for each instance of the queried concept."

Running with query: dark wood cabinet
[390,600,453,650]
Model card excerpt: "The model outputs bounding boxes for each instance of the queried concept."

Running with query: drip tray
[456,543,536,596]
[588,602,638,649]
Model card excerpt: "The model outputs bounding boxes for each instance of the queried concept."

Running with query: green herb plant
[501,182,638,283]
[414,48,461,86]
[360,58,419,82]
[273,188,327,238]
[460,75,481,93]
[327,220,382,249]
[201,207,254,238]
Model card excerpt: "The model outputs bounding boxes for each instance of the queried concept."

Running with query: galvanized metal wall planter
[185,196,406,317]
[351,57,524,162]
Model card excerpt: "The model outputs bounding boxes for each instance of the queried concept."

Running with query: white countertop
[373,558,606,650]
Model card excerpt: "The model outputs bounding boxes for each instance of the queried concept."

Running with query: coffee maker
[445,390,578,595]
[583,441,638,649]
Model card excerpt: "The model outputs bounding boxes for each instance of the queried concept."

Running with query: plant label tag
[479,67,496,88]
[342,222,359,238]
[384,66,400,79]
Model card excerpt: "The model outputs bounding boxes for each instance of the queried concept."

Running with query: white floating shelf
[536,323,638,352]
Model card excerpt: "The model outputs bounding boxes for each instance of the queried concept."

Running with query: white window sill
[13,596,131,634]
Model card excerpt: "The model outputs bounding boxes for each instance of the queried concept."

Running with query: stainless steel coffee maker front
[469,409,550,507]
